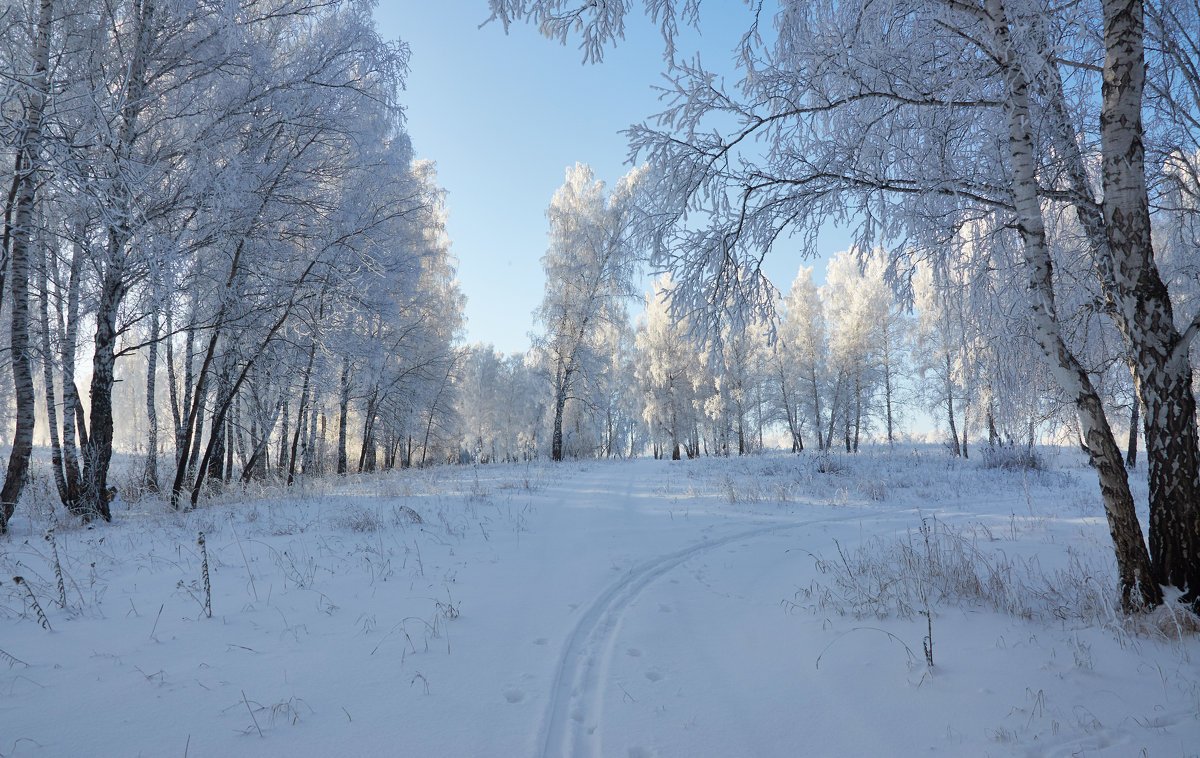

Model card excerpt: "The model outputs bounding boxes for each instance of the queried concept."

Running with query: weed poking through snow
[45,528,67,609]
[12,577,50,630]
[0,646,29,668]
[198,532,212,619]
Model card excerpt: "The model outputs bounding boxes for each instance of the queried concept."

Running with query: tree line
[0,0,462,529]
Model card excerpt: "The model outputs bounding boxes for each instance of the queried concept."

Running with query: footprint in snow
[625,647,643,658]
[503,688,525,704]
[533,638,549,646]
[658,603,672,613]
[645,669,665,682]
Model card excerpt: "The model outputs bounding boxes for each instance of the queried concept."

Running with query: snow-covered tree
[534,163,644,461]
[635,275,707,459]
[0,0,465,529]
[774,266,828,451]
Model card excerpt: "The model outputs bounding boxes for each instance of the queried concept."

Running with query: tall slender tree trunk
[945,353,961,457]
[1126,400,1139,468]
[1099,0,1200,602]
[144,308,160,491]
[852,373,861,453]
[826,371,842,452]
[165,306,182,462]
[85,0,156,519]
[314,410,324,475]
[234,395,248,476]
[224,410,235,481]
[83,273,122,520]
[811,363,824,451]
[883,333,895,444]
[670,405,680,460]
[287,345,316,486]
[278,398,290,477]
[206,366,231,484]
[962,398,970,460]
[1033,0,1199,604]
[56,229,85,500]
[0,0,52,532]
[551,366,569,461]
[337,356,350,475]
[40,246,70,507]
[357,393,377,473]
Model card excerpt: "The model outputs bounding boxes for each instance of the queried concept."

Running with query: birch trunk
[990,0,1159,609]
[945,353,960,457]
[83,273,122,520]
[83,0,156,519]
[144,308,160,491]
[287,344,316,486]
[551,365,569,461]
[1099,0,1200,603]
[0,0,52,532]
[337,356,350,475]
[810,362,824,450]
[278,399,290,476]
[883,336,895,445]
[165,306,182,460]
[57,230,85,499]
[39,247,69,506]
[1036,0,1200,604]
[1126,401,1139,468]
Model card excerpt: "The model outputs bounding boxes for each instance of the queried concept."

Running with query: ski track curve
[536,511,864,758]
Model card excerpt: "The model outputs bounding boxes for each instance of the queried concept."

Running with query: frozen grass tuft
[979,444,1044,471]
[797,517,1102,623]
[330,504,388,533]
[796,515,1200,641]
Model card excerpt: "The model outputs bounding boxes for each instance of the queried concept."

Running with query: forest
[4,0,1198,606]
[2,1,1200,754]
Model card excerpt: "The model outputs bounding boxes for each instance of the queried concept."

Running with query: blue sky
[374,4,847,355]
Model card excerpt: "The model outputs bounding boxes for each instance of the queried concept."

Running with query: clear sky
[373,4,848,355]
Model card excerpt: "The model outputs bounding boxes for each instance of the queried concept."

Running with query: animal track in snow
[504,688,526,704]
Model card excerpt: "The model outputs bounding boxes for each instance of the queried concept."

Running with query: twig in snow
[0,646,29,669]
[242,690,263,737]
[45,528,67,609]
[150,603,164,641]
[198,532,212,619]
[13,577,51,630]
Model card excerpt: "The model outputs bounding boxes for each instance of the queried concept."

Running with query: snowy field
[1,447,1198,757]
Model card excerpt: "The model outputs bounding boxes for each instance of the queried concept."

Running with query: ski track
[536,508,866,758]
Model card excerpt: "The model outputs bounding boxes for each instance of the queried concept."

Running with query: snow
[1,448,1197,757]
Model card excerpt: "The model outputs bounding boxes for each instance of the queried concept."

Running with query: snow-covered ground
[1,448,1197,757]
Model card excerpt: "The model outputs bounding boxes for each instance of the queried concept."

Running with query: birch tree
[635,274,707,459]
[0,0,52,532]
[776,266,828,451]
[535,163,644,461]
